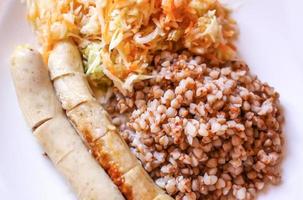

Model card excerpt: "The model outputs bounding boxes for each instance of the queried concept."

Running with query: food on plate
[48,40,172,200]
[104,52,284,199]
[10,46,124,200]
[26,0,237,93]
[9,0,285,199]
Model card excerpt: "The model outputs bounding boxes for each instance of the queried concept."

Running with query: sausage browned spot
[121,165,164,200]
[153,194,175,200]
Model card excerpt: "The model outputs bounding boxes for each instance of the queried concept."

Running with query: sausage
[11,46,60,129]
[48,40,173,200]
[11,46,124,200]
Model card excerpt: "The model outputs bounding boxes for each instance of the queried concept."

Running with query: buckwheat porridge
[100,51,284,200]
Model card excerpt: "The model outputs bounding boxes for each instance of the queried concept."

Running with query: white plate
[0,0,302,199]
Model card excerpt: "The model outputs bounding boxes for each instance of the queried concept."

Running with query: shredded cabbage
[26,0,237,92]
